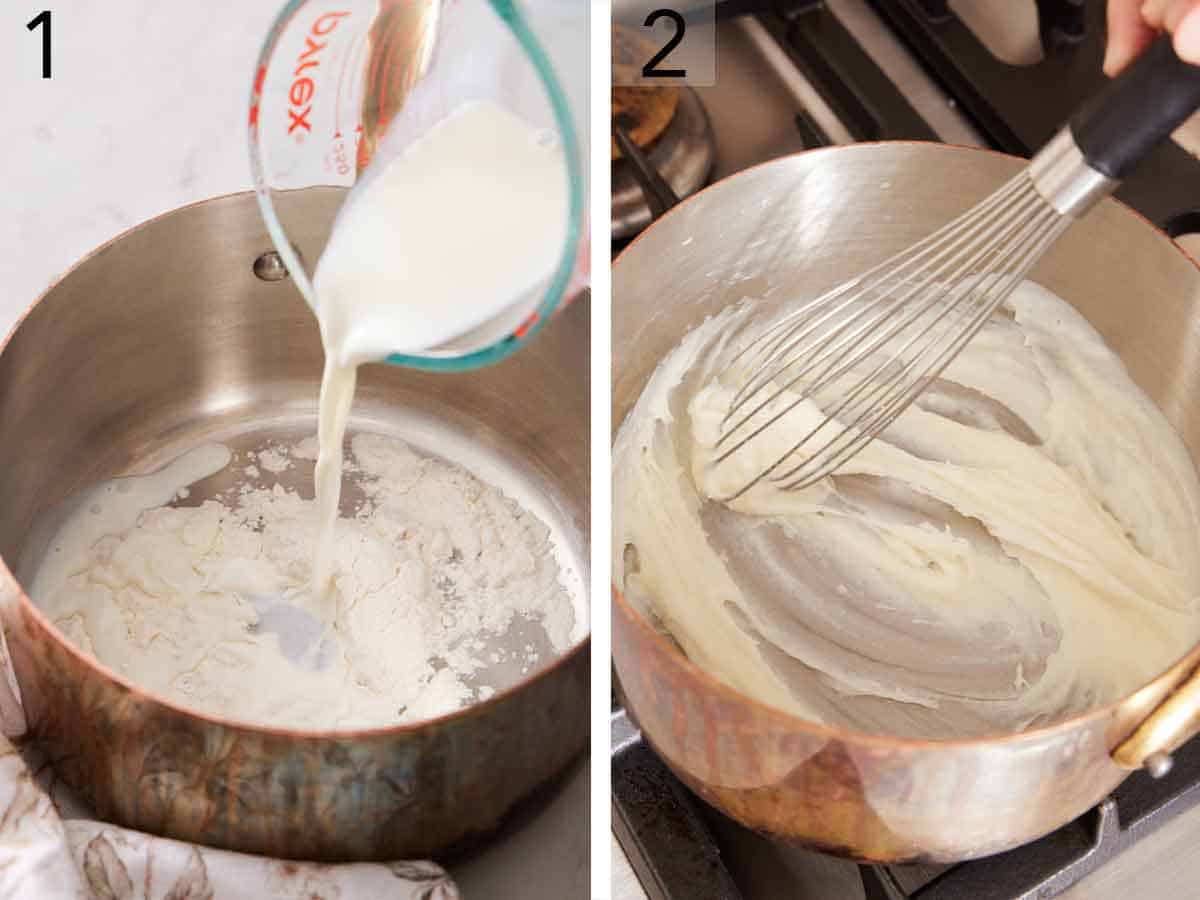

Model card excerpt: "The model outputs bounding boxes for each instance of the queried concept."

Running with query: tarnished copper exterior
[615,587,1200,863]
[5,588,586,860]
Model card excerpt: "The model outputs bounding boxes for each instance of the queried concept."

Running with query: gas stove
[611,2,1200,898]
[610,0,1200,243]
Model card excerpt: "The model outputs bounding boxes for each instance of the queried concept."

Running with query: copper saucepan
[0,189,590,861]
[611,142,1200,863]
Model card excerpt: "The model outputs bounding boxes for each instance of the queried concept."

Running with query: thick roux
[613,281,1200,739]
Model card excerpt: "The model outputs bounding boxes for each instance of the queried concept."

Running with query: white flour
[31,432,582,730]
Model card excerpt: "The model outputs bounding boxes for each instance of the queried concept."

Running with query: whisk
[713,34,1200,502]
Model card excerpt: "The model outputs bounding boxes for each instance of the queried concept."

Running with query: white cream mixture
[310,98,568,604]
[613,281,1200,739]
[31,433,582,729]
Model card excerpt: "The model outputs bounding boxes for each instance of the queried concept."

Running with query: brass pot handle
[1114,661,1200,777]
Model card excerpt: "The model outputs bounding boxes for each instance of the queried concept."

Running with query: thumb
[1175,6,1200,64]
[1105,0,1158,74]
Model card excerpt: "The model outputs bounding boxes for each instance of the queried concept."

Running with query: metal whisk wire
[712,171,1071,502]
[706,34,1200,501]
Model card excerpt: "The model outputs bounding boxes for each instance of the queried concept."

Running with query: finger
[1163,0,1200,30]
[1175,5,1200,63]
[1143,0,1171,27]
[1105,0,1159,74]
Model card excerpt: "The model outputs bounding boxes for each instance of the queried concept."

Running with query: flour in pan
[31,432,583,730]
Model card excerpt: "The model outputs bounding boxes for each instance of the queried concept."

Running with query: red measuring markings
[249,65,267,129]
[513,311,541,340]
[328,124,364,177]
[288,11,351,139]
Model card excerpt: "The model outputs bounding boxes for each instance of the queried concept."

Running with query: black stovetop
[613,707,1200,900]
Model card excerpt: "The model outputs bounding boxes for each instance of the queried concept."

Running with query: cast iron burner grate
[613,708,1200,900]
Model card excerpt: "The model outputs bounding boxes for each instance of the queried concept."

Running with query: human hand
[1105,0,1200,75]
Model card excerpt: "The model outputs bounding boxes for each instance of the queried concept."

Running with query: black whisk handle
[1070,32,1200,180]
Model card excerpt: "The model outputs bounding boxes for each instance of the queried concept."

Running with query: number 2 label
[641,8,686,79]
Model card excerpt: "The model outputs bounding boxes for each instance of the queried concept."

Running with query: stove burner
[611,86,680,160]
[612,85,715,242]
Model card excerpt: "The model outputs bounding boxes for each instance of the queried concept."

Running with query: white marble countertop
[0,0,276,333]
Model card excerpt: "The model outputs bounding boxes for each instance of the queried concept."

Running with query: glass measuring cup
[249,0,587,372]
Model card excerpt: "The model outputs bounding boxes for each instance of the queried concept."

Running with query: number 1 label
[27,10,51,79]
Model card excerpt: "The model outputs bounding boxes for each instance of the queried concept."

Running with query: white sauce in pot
[613,281,1200,739]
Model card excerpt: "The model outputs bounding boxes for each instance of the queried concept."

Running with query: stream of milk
[309,98,569,611]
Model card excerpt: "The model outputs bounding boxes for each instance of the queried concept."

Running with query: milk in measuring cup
[309,98,569,604]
